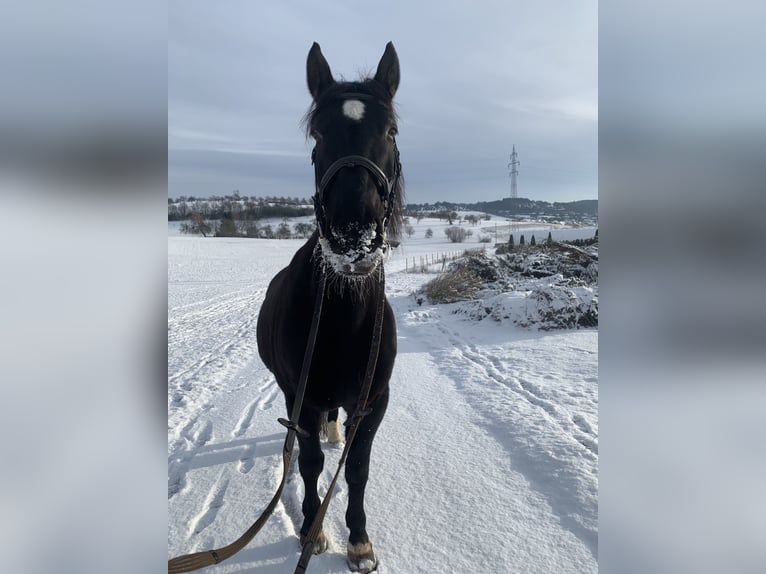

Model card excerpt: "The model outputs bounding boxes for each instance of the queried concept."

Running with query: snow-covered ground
[168,217,598,573]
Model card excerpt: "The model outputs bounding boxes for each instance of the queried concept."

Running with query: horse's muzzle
[318,230,384,277]
[339,259,377,276]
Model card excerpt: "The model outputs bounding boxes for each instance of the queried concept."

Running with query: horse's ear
[374,42,400,98]
[307,42,334,100]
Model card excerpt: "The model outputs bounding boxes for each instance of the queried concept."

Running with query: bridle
[311,93,401,246]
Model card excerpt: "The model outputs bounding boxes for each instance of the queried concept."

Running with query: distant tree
[594,228,599,239]
[168,203,180,220]
[276,221,292,239]
[530,234,536,246]
[465,214,478,225]
[425,228,433,239]
[416,212,424,223]
[405,225,415,238]
[519,234,525,246]
[444,226,467,243]
[547,231,553,244]
[242,221,259,238]
[508,234,514,249]
[434,209,456,224]
[261,224,275,239]
[215,217,239,237]
[191,212,212,237]
[293,222,314,238]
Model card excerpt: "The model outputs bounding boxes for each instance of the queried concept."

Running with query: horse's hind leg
[345,389,389,573]
[284,396,328,554]
[326,408,344,444]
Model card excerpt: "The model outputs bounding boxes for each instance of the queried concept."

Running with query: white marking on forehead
[342,99,366,121]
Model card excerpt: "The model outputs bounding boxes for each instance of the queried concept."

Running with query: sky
[169,0,597,204]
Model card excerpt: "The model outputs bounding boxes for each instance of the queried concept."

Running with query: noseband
[312,148,400,240]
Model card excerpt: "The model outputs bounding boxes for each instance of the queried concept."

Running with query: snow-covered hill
[168,219,598,573]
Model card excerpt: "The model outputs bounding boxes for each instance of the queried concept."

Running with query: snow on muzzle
[319,222,386,276]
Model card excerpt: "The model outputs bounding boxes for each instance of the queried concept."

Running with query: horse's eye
[311,129,322,140]
[387,127,398,140]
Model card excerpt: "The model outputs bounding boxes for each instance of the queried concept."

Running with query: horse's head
[306,42,404,277]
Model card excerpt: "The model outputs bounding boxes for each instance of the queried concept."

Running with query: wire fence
[403,246,487,273]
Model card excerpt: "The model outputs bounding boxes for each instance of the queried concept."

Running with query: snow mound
[420,245,598,330]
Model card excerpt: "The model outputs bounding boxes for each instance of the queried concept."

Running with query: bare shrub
[444,226,467,243]
[424,268,481,303]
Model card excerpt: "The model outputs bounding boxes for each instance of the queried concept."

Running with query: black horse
[256,42,403,573]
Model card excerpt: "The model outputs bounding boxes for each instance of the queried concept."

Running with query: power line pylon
[508,144,520,199]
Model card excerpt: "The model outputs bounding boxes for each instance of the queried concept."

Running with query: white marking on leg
[343,99,366,121]
[347,541,377,573]
[327,418,344,444]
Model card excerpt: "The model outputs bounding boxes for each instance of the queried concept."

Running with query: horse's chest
[313,329,370,374]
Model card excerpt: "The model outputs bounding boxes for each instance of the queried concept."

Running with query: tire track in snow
[232,398,259,438]
[435,323,564,422]
[435,321,597,460]
[191,420,213,447]
[572,414,598,455]
[168,438,191,499]
[168,405,215,500]
[280,459,303,538]
[228,377,280,473]
[168,306,258,389]
[237,445,256,474]
[256,381,279,411]
[168,289,254,317]
[189,474,230,537]
[401,311,599,559]
[168,289,265,415]
[168,287,267,488]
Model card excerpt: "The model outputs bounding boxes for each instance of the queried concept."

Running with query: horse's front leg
[285,397,328,554]
[344,389,389,573]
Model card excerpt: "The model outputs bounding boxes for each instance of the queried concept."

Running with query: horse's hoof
[300,530,328,554]
[347,541,377,573]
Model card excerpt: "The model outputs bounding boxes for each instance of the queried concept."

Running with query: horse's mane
[302,79,405,241]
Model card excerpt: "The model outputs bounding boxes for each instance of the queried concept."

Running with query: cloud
[169,0,598,203]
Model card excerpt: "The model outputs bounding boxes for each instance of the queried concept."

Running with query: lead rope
[168,264,328,574]
[295,263,386,574]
